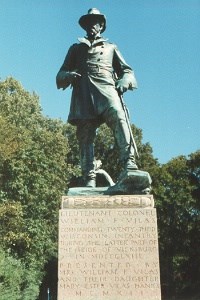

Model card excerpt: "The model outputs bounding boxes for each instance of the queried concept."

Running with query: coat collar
[78,36,108,47]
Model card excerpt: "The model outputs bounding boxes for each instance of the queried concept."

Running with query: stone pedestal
[58,195,161,300]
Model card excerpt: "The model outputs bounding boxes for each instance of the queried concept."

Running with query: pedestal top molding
[62,194,154,209]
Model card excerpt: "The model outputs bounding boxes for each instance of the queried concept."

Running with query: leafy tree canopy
[0,77,72,299]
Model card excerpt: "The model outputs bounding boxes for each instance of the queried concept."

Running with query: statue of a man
[56,8,138,188]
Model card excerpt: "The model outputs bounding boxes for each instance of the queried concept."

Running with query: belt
[86,64,113,76]
[87,64,100,73]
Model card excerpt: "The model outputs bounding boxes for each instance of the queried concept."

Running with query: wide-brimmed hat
[79,8,106,33]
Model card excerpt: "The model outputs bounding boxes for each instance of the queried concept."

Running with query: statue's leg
[103,106,138,171]
[76,121,97,187]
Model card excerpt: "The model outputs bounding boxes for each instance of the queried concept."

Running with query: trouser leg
[103,106,138,170]
[76,121,97,187]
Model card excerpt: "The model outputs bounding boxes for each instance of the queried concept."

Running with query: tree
[0,77,72,299]
[154,152,200,299]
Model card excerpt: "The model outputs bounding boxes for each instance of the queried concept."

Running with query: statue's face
[86,19,103,39]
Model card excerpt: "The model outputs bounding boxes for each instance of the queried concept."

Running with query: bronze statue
[56,8,138,188]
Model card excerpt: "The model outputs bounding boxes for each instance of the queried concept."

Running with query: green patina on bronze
[56,8,141,189]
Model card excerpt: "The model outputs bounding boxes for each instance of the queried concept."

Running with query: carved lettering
[58,205,161,299]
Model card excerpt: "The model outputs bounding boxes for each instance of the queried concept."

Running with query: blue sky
[1,0,200,164]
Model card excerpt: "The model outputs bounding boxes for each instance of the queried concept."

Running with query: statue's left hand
[67,72,82,84]
[115,78,130,93]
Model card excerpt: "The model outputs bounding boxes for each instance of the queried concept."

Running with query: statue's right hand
[56,71,81,90]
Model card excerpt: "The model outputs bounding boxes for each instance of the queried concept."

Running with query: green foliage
[0,245,45,300]
[0,77,42,128]
[65,123,81,178]
[0,77,72,299]
[0,202,30,254]
[0,116,23,163]
[0,247,25,300]
[154,152,200,298]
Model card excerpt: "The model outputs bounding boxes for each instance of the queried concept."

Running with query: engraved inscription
[58,206,161,300]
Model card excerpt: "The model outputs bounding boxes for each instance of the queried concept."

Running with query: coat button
[97,58,101,61]
[100,52,103,55]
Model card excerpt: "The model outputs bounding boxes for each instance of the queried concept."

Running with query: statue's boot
[125,155,138,170]
[80,144,96,188]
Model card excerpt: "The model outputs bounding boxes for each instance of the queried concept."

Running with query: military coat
[56,37,137,125]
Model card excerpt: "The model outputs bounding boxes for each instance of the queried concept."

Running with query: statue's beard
[87,27,101,39]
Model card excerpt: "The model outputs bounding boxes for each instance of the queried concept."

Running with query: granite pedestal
[58,194,161,300]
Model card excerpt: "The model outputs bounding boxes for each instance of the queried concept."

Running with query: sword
[118,92,139,158]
